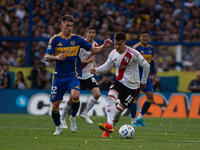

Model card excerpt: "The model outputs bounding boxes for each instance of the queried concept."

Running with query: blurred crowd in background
[0,0,200,90]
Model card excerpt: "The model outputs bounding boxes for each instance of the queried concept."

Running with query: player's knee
[94,92,101,100]
[71,94,79,102]
[67,99,72,105]
[52,101,61,109]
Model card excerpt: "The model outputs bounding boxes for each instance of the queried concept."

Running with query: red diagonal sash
[116,52,132,80]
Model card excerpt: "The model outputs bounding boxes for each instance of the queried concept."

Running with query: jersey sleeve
[95,52,114,73]
[45,36,56,55]
[150,48,156,74]
[79,37,93,52]
[132,52,150,84]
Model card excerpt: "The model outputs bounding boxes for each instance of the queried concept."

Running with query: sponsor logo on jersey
[57,43,63,46]
[48,45,51,49]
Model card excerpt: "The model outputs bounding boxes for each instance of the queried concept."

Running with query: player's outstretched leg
[129,102,141,127]
[60,102,71,129]
[136,100,152,127]
[113,104,124,126]
[69,99,80,132]
[80,97,98,124]
[80,113,93,124]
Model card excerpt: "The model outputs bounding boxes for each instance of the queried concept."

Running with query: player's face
[85,29,96,41]
[139,33,150,45]
[114,39,126,54]
[61,20,74,35]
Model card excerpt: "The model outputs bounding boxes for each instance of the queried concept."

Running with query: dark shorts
[79,76,98,91]
[50,74,80,102]
[110,80,139,108]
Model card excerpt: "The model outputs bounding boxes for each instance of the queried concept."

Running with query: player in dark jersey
[45,15,112,135]
[129,30,156,127]
[60,26,101,127]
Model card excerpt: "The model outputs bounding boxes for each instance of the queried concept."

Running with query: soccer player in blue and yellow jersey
[129,30,156,127]
[45,15,112,135]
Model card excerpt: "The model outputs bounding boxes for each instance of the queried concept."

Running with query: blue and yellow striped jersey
[133,42,155,74]
[45,32,92,76]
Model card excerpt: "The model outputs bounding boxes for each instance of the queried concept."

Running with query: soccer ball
[119,124,135,139]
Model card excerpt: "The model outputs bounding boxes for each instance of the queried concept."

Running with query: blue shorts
[50,74,81,102]
[140,74,153,92]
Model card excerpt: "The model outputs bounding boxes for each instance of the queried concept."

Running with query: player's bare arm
[90,38,112,54]
[93,60,98,68]
[81,57,95,64]
[44,53,66,62]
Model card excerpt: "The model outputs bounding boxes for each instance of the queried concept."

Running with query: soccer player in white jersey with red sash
[60,26,101,127]
[90,32,150,137]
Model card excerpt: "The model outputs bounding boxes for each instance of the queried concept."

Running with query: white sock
[82,96,98,115]
[60,102,71,120]
[113,104,124,126]
[106,91,118,126]
[131,118,136,124]
[138,113,143,119]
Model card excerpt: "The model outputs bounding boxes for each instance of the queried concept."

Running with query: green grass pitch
[0,114,200,150]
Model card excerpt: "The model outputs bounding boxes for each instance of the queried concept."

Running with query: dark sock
[51,108,61,126]
[71,100,80,117]
[141,101,151,115]
[129,103,137,118]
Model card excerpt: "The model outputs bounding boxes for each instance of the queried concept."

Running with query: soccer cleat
[98,123,114,133]
[80,113,93,124]
[131,122,142,127]
[53,126,62,135]
[61,120,68,129]
[136,118,147,127]
[69,116,77,132]
[101,131,110,137]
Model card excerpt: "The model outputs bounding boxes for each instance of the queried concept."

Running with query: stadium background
[0,0,200,117]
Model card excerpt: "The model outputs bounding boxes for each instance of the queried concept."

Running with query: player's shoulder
[49,33,60,44]
[126,46,140,57]
[71,34,84,40]
[108,49,117,56]
[132,42,141,49]
[148,44,153,49]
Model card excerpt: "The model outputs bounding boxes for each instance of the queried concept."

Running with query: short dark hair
[85,26,96,33]
[139,29,149,36]
[114,32,126,41]
[61,15,74,23]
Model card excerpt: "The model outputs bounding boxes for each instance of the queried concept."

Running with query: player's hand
[56,53,66,60]
[103,38,113,48]
[140,83,146,91]
[89,68,96,74]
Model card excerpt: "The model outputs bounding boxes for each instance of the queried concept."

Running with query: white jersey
[79,41,98,80]
[95,46,150,89]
